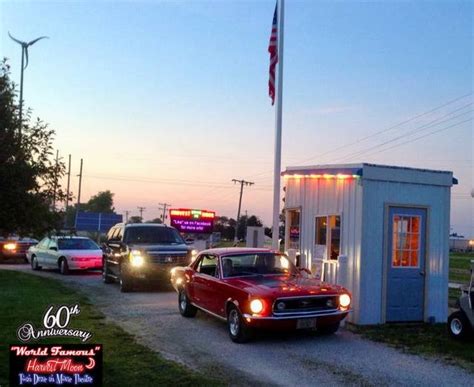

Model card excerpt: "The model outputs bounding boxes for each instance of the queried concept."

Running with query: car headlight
[129,250,144,267]
[3,243,17,251]
[250,299,264,314]
[190,249,198,262]
[339,294,351,308]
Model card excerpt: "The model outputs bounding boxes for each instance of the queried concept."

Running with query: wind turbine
[8,32,48,140]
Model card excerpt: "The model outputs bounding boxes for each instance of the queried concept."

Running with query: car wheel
[317,321,340,335]
[178,289,197,317]
[31,256,41,271]
[448,311,472,340]
[102,260,114,284]
[227,305,253,343]
[119,270,134,293]
[59,258,69,275]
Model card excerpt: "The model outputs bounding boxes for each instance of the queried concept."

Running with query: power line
[243,92,472,179]
[357,118,472,160]
[336,106,472,162]
[297,93,472,165]
[83,174,272,191]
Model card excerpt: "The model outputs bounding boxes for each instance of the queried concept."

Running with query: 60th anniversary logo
[10,304,102,387]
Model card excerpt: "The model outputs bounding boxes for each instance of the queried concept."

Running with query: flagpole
[272,0,284,250]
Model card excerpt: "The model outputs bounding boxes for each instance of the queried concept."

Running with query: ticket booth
[282,163,456,325]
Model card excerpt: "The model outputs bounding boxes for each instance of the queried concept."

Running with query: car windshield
[125,227,184,245]
[221,253,297,278]
[58,239,99,250]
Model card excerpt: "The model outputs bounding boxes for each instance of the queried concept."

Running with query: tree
[0,58,66,237]
[236,215,263,240]
[86,190,115,213]
[128,216,142,224]
[64,190,116,227]
[147,218,163,224]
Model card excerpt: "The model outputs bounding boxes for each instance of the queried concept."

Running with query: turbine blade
[8,31,24,45]
[24,48,29,70]
[27,36,49,46]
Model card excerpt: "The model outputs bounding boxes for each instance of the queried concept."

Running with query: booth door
[386,207,426,322]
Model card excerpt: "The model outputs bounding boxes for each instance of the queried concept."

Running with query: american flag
[268,3,278,105]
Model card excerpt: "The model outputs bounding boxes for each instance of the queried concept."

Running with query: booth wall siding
[285,177,364,323]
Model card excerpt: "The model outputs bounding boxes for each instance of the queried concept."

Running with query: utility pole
[124,210,130,223]
[158,203,171,224]
[74,158,83,229]
[52,150,59,211]
[232,179,254,243]
[8,32,48,140]
[65,154,71,218]
[137,206,146,222]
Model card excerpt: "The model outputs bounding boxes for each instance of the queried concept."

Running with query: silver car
[27,236,103,275]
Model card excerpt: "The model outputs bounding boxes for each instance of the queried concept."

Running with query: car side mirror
[49,246,57,251]
[185,240,193,245]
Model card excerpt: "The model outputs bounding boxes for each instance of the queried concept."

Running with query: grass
[450,252,473,285]
[348,323,474,372]
[0,270,221,387]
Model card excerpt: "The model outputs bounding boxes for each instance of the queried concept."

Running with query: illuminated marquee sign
[169,209,216,234]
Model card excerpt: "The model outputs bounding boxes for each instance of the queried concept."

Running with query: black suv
[102,223,192,292]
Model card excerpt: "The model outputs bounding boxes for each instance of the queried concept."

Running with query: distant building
[449,237,473,252]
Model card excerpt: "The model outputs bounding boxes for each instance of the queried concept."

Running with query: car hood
[224,275,346,298]
[128,244,189,253]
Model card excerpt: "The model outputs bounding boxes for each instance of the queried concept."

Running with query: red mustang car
[171,248,351,343]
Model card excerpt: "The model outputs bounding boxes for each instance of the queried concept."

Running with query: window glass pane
[409,233,419,250]
[392,214,421,268]
[401,250,410,266]
[410,250,419,267]
[400,217,409,233]
[399,233,409,250]
[197,255,217,276]
[329,215,341,260]
[392,248,400,267]
[410,217,420,233]
[288,210,300,250]
[315,217,327,245]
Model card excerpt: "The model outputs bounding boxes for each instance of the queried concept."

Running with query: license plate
[296,318,317,329]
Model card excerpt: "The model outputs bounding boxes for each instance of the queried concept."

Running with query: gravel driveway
[3,264,472,386]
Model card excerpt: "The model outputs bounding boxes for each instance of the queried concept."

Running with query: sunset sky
[1,1,472,237]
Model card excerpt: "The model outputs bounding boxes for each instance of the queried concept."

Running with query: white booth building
[282,163,456,325]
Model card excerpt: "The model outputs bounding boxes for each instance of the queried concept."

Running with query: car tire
[59,258,69,275]
[102,260,114,284]
[178,289,197,317]
[119,270,134,293]
[448,311,472,340]
[31,256,41,271]
[317,321,340,335]
[227,305,253,343]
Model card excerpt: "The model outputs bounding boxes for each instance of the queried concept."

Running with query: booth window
[315,215,341,260]
[392,215,420,268]
[287,209,301,251]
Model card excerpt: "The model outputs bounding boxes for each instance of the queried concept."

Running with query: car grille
[147,251,189,265]
[272,295,339,316]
